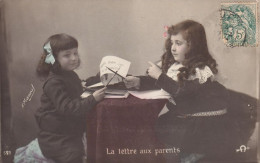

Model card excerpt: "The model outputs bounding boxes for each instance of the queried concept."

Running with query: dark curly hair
[161,20,218,84]
[36,33,79,79]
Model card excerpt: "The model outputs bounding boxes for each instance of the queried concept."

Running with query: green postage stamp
[220,2,258,47]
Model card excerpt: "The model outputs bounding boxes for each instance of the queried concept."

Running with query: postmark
[220,2,258,47]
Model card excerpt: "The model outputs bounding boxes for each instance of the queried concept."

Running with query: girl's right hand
[93,87,106,102]
[124,76,141,89]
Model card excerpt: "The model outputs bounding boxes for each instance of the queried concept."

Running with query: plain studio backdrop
[2,0,259,153]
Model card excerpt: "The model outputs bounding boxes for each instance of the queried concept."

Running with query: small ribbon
[43,42,55,65]
[163,25,169,38]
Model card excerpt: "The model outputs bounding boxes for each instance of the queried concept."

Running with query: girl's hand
[124,76,141,89]
[147,61,162,79]
[93,87,106,102]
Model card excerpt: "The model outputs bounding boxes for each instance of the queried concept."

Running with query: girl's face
[170,33,189,64]
[57,48,79,71]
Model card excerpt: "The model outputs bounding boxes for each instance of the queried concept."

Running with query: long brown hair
[36,33,78,78]
[161,20,218,83]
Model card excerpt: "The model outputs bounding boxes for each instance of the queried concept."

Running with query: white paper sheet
[81,90,130,99]
[128,89,171,99]
[100,56,131,85]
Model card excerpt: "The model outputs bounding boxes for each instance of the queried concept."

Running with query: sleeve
[155,73,209,98]
[133,60,162,91]
[138,75,160,91]
[44,78,98,117]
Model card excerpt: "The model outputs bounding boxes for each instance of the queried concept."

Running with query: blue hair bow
[43,42,55,65]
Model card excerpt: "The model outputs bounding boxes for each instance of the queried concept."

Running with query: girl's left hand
[147,61,162,79]
[93,87,106,102]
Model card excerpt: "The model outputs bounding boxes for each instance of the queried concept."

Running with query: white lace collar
[189,66,214,84]
[166,63,184,81]
[166,63,214,84]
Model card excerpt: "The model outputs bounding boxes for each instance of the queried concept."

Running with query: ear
[186,41,191,53]
[186,41,191,48]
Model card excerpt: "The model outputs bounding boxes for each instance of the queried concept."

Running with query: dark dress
[138,73,239,160]
[84,71,257,161]
[35,70,98,163]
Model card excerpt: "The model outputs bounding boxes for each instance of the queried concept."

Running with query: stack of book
[81,82,130,99]
[81,81,172,100]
